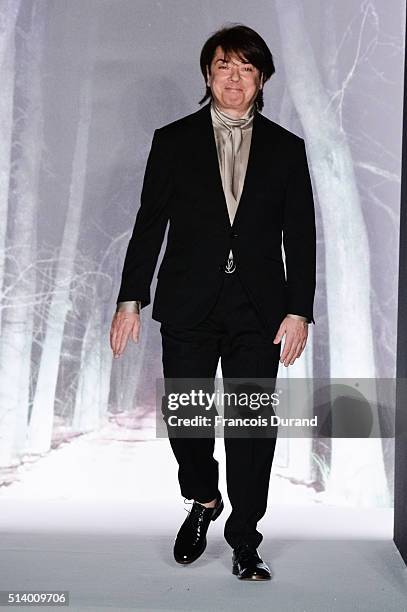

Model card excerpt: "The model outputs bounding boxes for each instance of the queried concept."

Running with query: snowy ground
[0,430,406,611]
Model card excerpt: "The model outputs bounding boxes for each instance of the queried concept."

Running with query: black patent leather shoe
[173,492,224,564]
[232,544,272,580]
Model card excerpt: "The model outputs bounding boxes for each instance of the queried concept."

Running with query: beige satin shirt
[117,100,307,323]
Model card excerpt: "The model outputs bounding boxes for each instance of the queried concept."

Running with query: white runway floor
[0,436,406,611]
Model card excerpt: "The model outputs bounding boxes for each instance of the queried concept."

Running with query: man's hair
[199,24,275,111]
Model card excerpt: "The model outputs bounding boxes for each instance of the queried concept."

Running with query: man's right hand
[110,312,140,358]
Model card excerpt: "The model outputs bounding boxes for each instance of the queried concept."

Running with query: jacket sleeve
[116,127,173,309]
[282,138,316,325]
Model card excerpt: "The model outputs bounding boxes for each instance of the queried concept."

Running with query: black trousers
[159,270,281,550]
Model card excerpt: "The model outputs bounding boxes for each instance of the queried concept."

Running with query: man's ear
[206,66,210,86]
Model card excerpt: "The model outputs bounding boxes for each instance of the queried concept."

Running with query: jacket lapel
[191,101,266,230]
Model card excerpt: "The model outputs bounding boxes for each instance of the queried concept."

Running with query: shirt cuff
[286,313,309,323]
[116,300,141,314]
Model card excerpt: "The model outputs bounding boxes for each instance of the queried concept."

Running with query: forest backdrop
[0,0,404,508]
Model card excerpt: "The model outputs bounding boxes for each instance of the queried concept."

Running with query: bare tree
[0,0,46,468]
[0,0,21,337]
[274,0,389,505]
[27,23,96,454]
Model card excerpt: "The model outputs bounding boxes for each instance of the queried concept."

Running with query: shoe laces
[235,543,258,562]
[183,497,212,519]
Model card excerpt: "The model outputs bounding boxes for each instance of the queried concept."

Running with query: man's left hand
[273,317,308,367]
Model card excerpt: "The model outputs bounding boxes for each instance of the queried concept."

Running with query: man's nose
[229,67,240,81]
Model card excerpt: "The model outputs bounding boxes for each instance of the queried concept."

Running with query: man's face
[206,45,263,114]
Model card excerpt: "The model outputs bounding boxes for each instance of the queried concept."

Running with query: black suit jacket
[116,101,316,333]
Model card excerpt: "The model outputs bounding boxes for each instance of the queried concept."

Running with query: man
[110,24,316,581]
